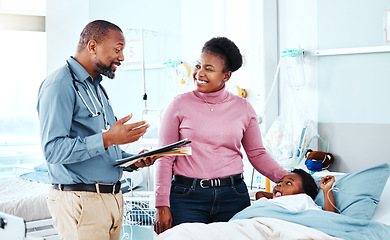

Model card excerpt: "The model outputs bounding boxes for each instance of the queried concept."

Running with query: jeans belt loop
[229,175,234,186]
[191,178,197,189]
[95,183,101,194]
[58,184,62,191]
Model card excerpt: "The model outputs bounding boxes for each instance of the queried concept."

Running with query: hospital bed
[0,164,151,239]
[0,177,58,239]
[2,163,389,239]
[156,163,390,240]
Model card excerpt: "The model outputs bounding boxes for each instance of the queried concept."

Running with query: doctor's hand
[131,150,160,169]
[102,114,149,148]
[154,206,172,234]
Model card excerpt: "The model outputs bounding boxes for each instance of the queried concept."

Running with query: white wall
[316,0,390,172]
[46,0,89,74]
[278,0,318,123]
[317,0,390,124]
[47,0,182,121]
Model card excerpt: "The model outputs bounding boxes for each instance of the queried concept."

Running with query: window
[0,0,46,180]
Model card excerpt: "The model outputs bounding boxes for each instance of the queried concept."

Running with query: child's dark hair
[291,168,318,200]
[202,37,242,73]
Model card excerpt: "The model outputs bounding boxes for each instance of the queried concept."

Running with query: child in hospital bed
[255,169,337,213]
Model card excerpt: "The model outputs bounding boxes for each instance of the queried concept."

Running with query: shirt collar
[67,57,102,86]
[193,85,229,104]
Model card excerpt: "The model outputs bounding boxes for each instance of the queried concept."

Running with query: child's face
[273,173,305,198]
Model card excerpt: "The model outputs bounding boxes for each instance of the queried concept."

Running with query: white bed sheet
[371,177,390,225]
[156,217,342,240]
[0,178,51,222]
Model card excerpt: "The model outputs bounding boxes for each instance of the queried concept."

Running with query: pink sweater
[155,88,288,207]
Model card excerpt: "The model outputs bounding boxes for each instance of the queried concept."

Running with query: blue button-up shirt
[37,57,131,184]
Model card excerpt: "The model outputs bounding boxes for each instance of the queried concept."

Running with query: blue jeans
[169,177,250,227]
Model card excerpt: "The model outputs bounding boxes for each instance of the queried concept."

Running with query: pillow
[313,163,389,220]
[371,177,390,225]
[19,171,50,184]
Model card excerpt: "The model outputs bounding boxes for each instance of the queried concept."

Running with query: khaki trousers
[47,187,124,240]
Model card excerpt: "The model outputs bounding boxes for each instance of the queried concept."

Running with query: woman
[154,37,288,234]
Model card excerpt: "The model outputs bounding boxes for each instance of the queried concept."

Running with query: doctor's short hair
[77,20,123,52]
[291,168,319,200]
[202,37,243,73]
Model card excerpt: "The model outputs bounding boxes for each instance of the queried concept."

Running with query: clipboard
[114,138,191,168]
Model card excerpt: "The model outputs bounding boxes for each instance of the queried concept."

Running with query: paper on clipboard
[114,139,191,168]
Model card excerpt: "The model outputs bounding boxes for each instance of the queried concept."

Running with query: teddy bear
[304,149,335,172]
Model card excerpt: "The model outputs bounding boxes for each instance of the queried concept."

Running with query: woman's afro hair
[202,37,243,72]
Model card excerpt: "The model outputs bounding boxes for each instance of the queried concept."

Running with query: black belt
[173,174,243,188]
[52,181,121,194]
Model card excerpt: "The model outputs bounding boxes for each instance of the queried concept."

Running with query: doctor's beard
[97,61,119,79]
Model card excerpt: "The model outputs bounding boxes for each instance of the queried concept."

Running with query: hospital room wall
[46,0,278,142]
[278,0,390,172]
[46,0,183,126]
[316,0,390,172]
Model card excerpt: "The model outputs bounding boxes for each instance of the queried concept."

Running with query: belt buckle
[199,179,209,188]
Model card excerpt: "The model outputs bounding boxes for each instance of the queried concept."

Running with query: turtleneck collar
[193,86,230,104]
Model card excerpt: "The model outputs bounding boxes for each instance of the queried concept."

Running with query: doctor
[37,20,156,240]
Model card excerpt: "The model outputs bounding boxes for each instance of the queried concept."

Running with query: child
[255,169,336,212]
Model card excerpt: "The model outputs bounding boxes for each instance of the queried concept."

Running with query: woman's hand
[154,206,172,234]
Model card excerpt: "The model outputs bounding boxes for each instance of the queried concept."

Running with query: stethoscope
[66,60,111,130]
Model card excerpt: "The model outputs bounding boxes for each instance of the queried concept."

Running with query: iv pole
[140,28,147,109]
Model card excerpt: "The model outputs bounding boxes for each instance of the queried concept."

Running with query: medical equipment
[122,191,156,240]
[327,182,341,213]
[280,49,305,87]
[258,48,320,170]
[66,60,111,130]
[227,85,247,98]
[259,48,305,123]
[176,62,191,85]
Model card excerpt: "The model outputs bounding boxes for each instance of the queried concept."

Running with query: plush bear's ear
[305,149,313,158]
[327,153,335,164]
